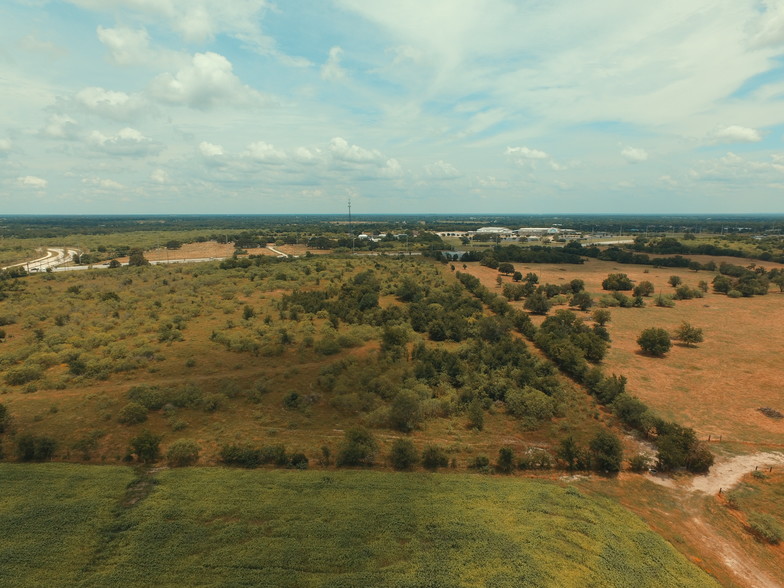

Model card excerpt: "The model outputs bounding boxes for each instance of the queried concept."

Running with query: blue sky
[1,0,784,214]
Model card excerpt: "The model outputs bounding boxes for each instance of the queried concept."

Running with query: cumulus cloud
[71,0,271,44]
[17,176,47,189]
[379,158,403,178]
[0,139,11,155]
[425,160,461,179]
[293,147,320,165]
[621,146,649,163]
[88,127,162,156]
[96,26,154,65]
[321,46,347,81]
[82,176,124,189]
[244,141,286,164]
[41,114,79,139]
[149,52,264,110]
[198,141,224,158]
[150,168,169,183]
[506,146,564,170]
[712,125,762,143]
[329,137,383,164]
[75,87,147,121]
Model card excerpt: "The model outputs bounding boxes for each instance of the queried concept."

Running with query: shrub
[421,445,448,470]
[673,322,704,347]
[220,444,261,468]
[16,434,57,461]
[589,430,623,473]
[129,430,161,463]
[117,402,148,425]
[602,273,633,291]
[517,448,552,470]
[637,327,672,357]
[127,385,166,410]
[748,513,782,544]
[628,453,651,473]
[259,444,289,466]
[5,365,43,386]
[496,447,515,474]
[336,428,377,467]
[468,455,490,470]
[288,452,309,469]
[166,439,200,467]
[389,439,419,471]
[0,402,8,434]
[389,390,423,433]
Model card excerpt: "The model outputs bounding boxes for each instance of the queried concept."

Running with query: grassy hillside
[0,464,718,587]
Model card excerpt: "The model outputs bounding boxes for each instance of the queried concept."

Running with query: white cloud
[379,158,403,178]
[97,26,154,65]
[82,176,124,189]
[712,125,762,143]
[41,114,79,139]
[150,168,169,183]
[199,141,224,157]
[329,137,382,164]
[750,1,784,48]
[70,0,271,44]
[88,127,162,156]
[18,34,66,59]
[621,146,649,163]
[149,52,265,110]
[321,46,347,81]
[75,87,147,120]
[506,146,549,161]
[293,147,320,165]
[244,141,286,164]
[425,160,461,179]
[17,175,47,189]
[0,139,11,155]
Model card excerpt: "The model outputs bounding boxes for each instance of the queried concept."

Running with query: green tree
[637,327,672,357]
[166,439,200,467]
[117,402,148,425]
[421,445,448,470]
[129,430,162,463]
[0,402,8,434]
[389,439,419,470]
[336,428,377,467]
[668,275,682,287]
[496,447,515,474]
[557,436,583,471]
[498,262,515,275]
[633,280,654,297]
[592,309,611,326]
[602,273,633,291]
[524,291,551,315]
[589,430,623,474]
[467,398,484,431]
[128,248,150,266]
[389,390,423,433]
[570,291,593,311]
[16,434,57,461]
[674,322,704,347]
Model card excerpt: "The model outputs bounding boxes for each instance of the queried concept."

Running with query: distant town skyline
[2,1,784,214]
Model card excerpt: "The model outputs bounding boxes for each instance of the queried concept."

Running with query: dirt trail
[687,514,781,588]
[690,452,784,495]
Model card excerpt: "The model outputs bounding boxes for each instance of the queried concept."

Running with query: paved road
[2,247,79,272]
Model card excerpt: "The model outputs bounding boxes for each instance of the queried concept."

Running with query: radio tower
[348,196,354,252]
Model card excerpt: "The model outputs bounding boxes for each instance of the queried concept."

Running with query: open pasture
[461,257,784,447]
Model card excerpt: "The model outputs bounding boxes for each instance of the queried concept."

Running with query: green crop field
[0,464,718,587]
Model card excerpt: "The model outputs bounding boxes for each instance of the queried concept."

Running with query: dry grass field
[460,257,784,448]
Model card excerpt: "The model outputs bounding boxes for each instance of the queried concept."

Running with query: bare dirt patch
[144,241,234,261]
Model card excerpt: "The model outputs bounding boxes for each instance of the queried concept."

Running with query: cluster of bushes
[455,268,714,474]
[711,262,773,297]
[534,310,608,379]
[465,245,585,265]
[220,443,309,469]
